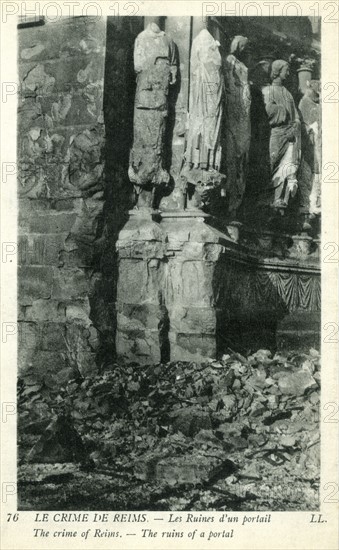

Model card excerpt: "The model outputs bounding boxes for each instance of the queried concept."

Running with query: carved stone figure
[299,79,321,216]
[224,36,251,220]
[262,60,301,209]
[180,28,225,209]
[128,22,178,210]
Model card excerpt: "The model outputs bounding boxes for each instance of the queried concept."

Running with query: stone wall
[18,17,107,381]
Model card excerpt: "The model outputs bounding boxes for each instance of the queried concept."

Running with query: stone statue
[128,22,178,210]
[224,36,251,220]
[298,79,321,217]
[262,60,301,209]
[180,28,225,209]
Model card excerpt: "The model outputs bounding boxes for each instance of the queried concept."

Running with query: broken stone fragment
[248,433,267,447]
[232,378,242,391]
[170,406,212,437]
[246,369,267,390]
[249,401,267,417]
[239,461,262,480]
[278,371,318,396]
[248,349,272,364]
[155,454,234,486]
[267,394,280,409]
[230,362,248,378]
[281,435,297,447]
[209,393,238,418]
[194,429,224,450]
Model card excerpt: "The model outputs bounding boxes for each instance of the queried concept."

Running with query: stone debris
[18,348,320,510]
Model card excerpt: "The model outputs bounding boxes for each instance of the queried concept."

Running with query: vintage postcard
[1,1,338,548]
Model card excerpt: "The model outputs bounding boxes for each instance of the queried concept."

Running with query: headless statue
[224,36,251,220]
[128,22,178,210]
[181,28,225,209]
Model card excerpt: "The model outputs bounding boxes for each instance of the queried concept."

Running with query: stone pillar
[115,211,226,363]
[115,213,167,364]
[161,213,225,362]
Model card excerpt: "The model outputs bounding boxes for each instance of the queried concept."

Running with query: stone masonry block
[18,322,40,349]
[20,56,105,97]
[40,322,66,351]
[116,328,161,365]
[169,306,216,335]
[116,259,145,304]
[18,346,38,373]
[39,91,103,127]
[189,221,222,243]
[182,242,224,262]
[18,17,106,64]
[117,303,161,332]
[161,220,191,243]
[118,218,163,242]
[23,212,77,234]
[118,240,166,260]
[59,243,94,269]
[166,260,215,307]
[51,268,90,300]
[25,299,66,322]
[116,259,165,305]
[19,198,51,215]
[66,322,99,352]
[18,266,53,305]
[18,306,27,321]
[19,233,68,266]
[65,300,91,325]
[169,332,216,362]
[18,350,65,379]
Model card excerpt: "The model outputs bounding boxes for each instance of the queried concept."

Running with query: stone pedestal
[115,211,226,363]
[115,212,166,364]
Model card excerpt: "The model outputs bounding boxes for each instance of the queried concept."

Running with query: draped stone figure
[262,60,301,209]
[181,28,225,209]
[299,79,321,216]
[224,36,251,220]
[128,22,178,210]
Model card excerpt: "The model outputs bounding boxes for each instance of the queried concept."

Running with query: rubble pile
[18,349,320,511]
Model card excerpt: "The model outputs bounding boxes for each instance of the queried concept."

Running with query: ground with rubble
[18,349,320,511]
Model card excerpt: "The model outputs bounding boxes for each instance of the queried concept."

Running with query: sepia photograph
[15,12,324,513]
